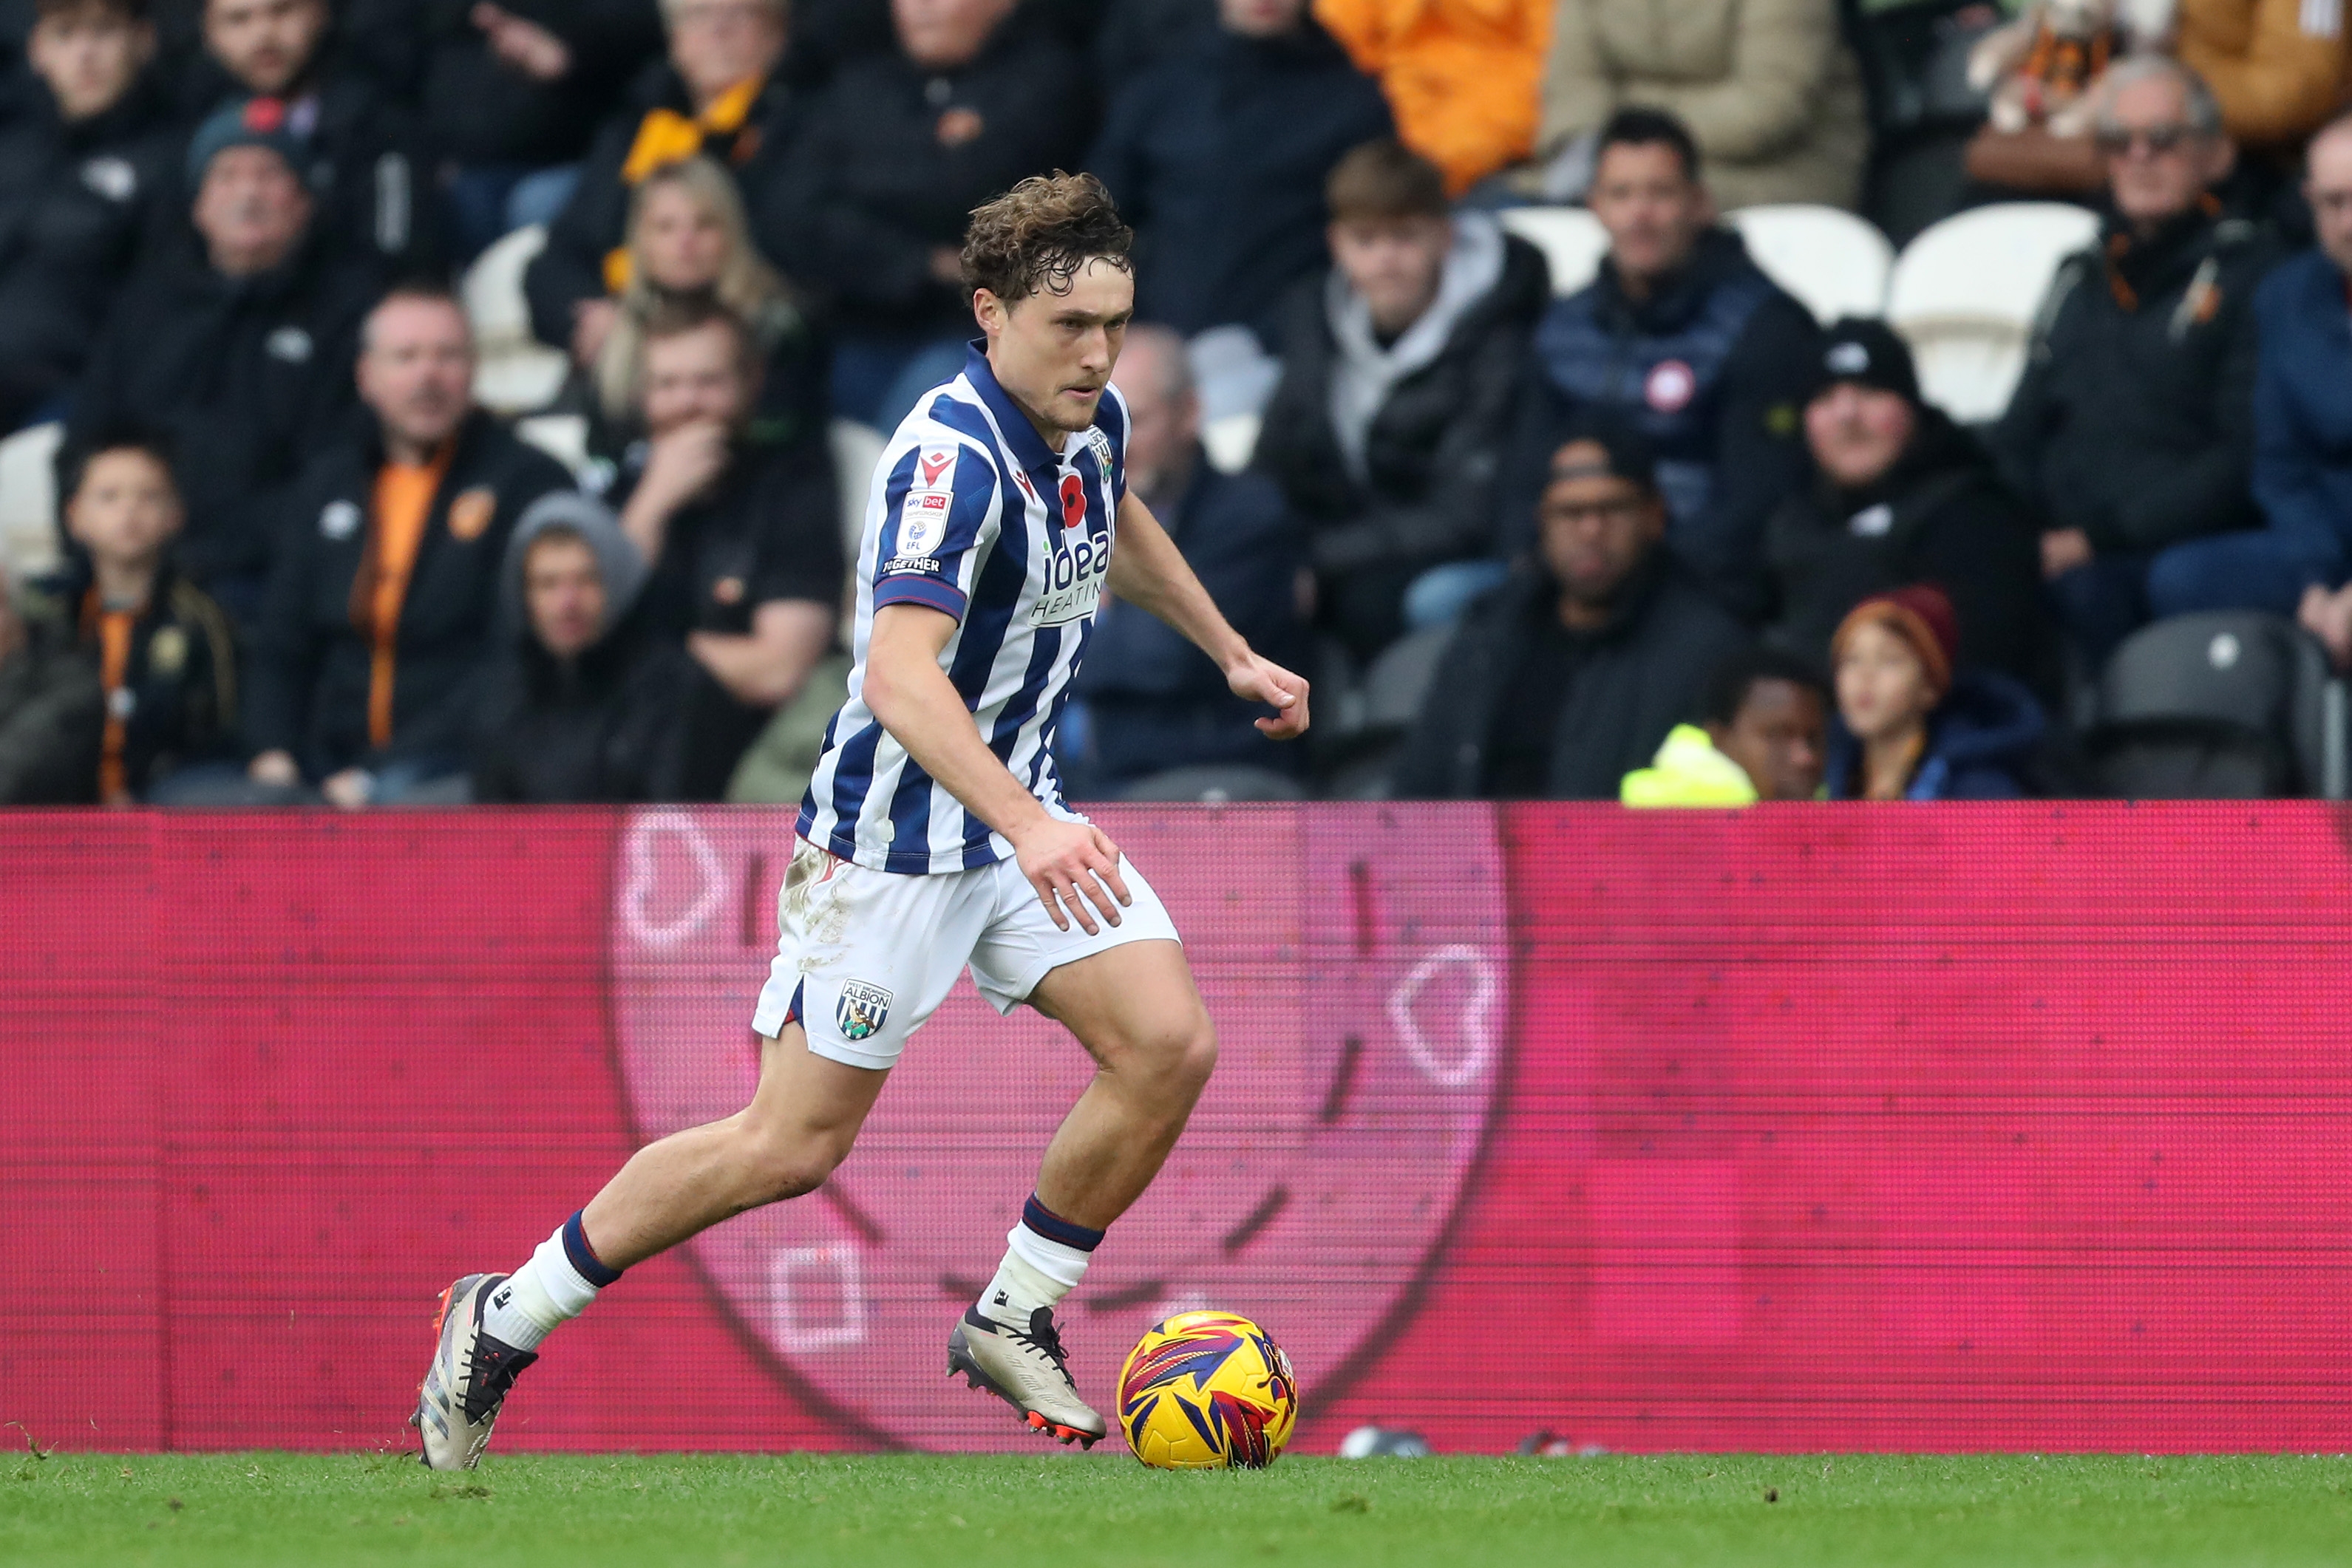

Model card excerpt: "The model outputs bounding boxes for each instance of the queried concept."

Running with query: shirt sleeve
[871,434,999,621]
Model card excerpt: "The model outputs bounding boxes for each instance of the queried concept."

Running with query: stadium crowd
[1,0,2351,808]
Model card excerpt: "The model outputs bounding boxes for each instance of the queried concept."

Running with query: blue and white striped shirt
[798,344,1129,875]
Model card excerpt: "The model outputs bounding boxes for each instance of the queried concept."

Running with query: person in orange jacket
[1313,0,1551,196]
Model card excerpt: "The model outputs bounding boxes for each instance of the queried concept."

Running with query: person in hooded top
[1253,137,1549,660]
[470,491,696,804]
[1825,584,2044,802]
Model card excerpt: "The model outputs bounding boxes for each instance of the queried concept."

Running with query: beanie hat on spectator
[186,97,310,189]
[1832,584,1959,701]
[1810,318,1920,406]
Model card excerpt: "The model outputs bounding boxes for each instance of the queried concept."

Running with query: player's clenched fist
[1226,654,1311,741]
[1013,819,1132,935]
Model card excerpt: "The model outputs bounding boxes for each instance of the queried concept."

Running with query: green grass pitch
[4,1451,2348,1567]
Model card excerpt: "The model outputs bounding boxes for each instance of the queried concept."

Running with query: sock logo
[993,1291,1008,1306]
[492,1287,511,1309]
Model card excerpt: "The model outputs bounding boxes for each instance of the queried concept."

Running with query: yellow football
[1117,1310,1298,1470]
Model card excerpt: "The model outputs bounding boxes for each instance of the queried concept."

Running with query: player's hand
[1226,652,1310,740]
[1012,818,1131,935]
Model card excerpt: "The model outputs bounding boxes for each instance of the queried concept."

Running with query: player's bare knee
[736,1119,854,1207]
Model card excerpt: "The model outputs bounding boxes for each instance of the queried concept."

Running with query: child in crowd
[57,435,237,802]
[1826,585,2042,801]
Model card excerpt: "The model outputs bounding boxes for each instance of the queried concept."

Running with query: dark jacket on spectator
[0,73,176,427]
[169,58,438,277]
[1825,669,2044,800]
[2247,249,2352,573]
[1989,208,2277,554]
[1087,18,1390,342]
[41,560,238,797]
[410,0,665,169]
[1071,454,1302,787]
[247,411,574,779]
[1390,556,1750,800]
[1504,228,1818,613]
[64,228,378,593]
[525,61,801,352]
[0,591,101,803]
[1257,219,1547,591]
[1765,407,2048,685]
[605,431,843,798]
[471,496,693,803]
[769,10,1092,341]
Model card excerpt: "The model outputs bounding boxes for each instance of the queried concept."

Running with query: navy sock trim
[562,1210,623,1287]
[1021,1194,1104,1252]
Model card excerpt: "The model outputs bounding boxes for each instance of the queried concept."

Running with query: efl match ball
[1117,1310,1298,1470]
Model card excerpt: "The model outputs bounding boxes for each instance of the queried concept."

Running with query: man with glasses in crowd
[1988,56,2279,668]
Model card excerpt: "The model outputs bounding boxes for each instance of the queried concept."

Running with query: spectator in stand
[471,492,696,802]
[1620,644,1826,805]
[65,98,376,618]
[1392,423,1750,800]
[1313,0,1550,198]
[607,299,841,798]
[1540,0,1867,212]
[1254,138,1547,660]
[775,0,1092,429]
[1095,0,1218,83]
[0,559,103,803]
[420,1,667,262]
[1988,58,2276,667]
[1087,0,1390,349]
[1503,107,1818,617]
[52,434,237,801]
[1826,585,2043,800]
[585,154,824,460]
[0,0,176,432]
[526,0,798,380]
[2161,114,2352,654]
[183,0,436,274]
[1765,318,2048,688]
[241,286,574,807]
[1067,324,1302,793]
[2174,0,2348,169]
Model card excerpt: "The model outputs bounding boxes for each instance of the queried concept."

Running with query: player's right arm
[863,604,1130,935]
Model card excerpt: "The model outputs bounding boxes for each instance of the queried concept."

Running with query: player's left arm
[1107,490,1310,740]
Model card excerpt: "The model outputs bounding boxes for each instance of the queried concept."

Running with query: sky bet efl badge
[835,981,893,1043]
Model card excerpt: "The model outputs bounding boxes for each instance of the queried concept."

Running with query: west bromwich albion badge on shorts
[836,980,893,1043]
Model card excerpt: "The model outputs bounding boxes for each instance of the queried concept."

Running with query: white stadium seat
[829,417,886,557]
[0,420,62,582]
[1498,205,1609,297]
[1886,202,2102,423]
[1202,411,1261,474]
[463,224,571,417]
[1724,203,1894,325]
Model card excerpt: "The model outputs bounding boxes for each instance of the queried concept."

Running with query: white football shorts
[750,836,1183,1071]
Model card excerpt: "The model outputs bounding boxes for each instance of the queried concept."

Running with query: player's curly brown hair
[960,172,1134,306]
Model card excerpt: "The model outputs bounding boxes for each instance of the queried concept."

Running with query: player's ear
[971,287,1004,338]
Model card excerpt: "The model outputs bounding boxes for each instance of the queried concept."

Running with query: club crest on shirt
[319,499,362,540]
[447,487,498,542]
[836,980,893,1043]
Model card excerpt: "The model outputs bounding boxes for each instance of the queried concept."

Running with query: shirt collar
[962,340,1065,483]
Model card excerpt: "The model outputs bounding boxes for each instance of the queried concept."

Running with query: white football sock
[977,1221,1093,1326]
[482,1227,604,1351]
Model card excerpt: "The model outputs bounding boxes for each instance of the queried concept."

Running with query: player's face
[979,258,1135,437]
[67,448,183,568]
[1835,620,1938,745]
[1711,678,1827,803]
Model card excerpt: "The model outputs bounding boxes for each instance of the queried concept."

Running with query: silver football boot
[409,1273,537,1470]
[948,1305,1106,1447]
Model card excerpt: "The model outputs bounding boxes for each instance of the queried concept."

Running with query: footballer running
[411,173,1311,1468]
